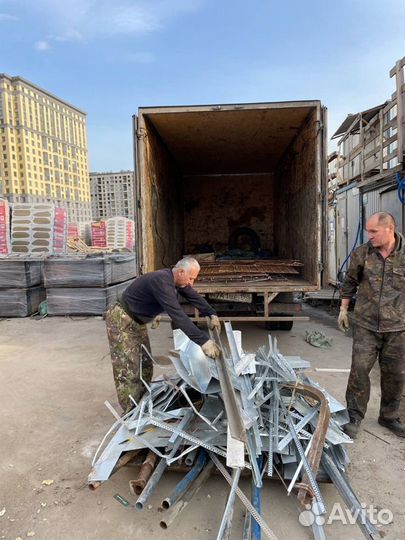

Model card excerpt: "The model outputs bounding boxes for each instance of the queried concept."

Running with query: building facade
[90,171,134,220]
[327,57,405,285]
[0,74,91,223]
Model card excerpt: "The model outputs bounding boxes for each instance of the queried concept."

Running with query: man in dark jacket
[105,257,220,411]
[338,212,405,438]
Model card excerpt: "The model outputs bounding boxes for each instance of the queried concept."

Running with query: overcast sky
[1,0,404,172]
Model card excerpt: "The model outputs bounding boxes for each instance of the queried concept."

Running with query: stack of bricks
[53,207,68,254]
[106,217,135,250]
[11,203,55,254]
[0,198,11,256]
[91,221,107,248]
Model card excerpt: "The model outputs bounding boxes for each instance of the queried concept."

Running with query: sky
[0,0,404,172]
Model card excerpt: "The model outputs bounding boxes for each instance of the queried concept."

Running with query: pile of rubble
[88,323,378,540]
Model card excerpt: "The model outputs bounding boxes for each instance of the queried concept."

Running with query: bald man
[105,257,220,411]
[338,212,405,438]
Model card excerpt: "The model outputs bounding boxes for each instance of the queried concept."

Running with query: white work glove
[208,315,221,333]
[201,339,221,359]
[150,315,162,329]
[338,306,349,332]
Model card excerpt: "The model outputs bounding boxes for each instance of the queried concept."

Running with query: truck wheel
[279,320,293,331]
[264,321,279,331]
[265,316,294,331]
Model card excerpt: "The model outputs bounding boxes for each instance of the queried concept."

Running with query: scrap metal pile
[88,323,379,540]
[197,259,304,283]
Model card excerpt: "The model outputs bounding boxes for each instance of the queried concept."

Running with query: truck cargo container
[133,101,327,328]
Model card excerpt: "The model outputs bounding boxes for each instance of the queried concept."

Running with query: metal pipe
[160,461,214,529]
[216,467,241,540]
[88,449,141,490]
[129,450,157,496]
[209,453,278,540]
[321,452,379,540]
[161,450,207,509]
[242,511,251,540]
[135,410,193,510]
[184,448,198,466]
[251,456,263,540]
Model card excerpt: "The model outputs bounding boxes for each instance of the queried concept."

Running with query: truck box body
[133,101,327,322]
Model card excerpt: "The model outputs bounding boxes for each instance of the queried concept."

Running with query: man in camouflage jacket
[338,212,405,439]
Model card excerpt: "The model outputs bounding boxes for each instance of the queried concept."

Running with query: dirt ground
[0,304,404,540]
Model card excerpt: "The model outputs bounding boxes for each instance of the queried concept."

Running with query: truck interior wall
[183,174,274,254]
[274,109,319,285]
[143,118,184,270]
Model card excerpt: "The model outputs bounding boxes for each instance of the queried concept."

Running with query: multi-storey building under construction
[0,73,91,223]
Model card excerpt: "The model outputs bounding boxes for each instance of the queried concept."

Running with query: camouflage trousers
[346,324,405,421]
[105,303,153,413]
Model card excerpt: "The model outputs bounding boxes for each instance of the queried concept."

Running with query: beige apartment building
[0,74,91,223]
[90,171,134,220]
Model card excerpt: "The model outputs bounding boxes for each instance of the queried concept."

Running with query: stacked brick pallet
[0,199,11,255]
[44,254,136,315]
[106,217,135,250]
[10,203,56,254]
[0,257,46,317]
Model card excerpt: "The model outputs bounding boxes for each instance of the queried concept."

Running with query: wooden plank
[357,163,403,188]
[379,109,384,172]
[382,96,397,113]
[194,280,318,293]
[264,291,269,318]
[395,59,404,163]
[383,149,399,163]
[190,316,310,322]
[390,57,405,77]
[382,117,398,131]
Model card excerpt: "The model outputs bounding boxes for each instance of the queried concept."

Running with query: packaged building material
[0,286,45,317]
[91,221,107,248]
[44,254,136,288]
[68,222,79,238]
[0,198,11,255]
[46,278,134,315]
[78,221,92,245]
[106,217,135,250]
[11,203,55,254]
[0,258,42,288]
[125,219,135,250]
[53,207,68,254]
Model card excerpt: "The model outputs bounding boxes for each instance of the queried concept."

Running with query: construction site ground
[0,304,404,540]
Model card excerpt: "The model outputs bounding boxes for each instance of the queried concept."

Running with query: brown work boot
[378,417,405,438]
[343,418,362,439]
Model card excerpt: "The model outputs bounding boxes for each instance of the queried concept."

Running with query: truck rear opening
[134,101,326,323]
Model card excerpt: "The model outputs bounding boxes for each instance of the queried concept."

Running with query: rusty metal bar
[282,382,331,508]
[129,450,157,496]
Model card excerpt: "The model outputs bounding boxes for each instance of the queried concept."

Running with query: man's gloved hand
[338,306,349,332]
[151,315,162,330]
[208,315,221,333]
[201,339,221,359]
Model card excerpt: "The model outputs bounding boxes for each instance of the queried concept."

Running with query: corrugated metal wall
[335,185,360,280]
[347,186,360,249]
[327,205,337,284]
[362,183,405,237]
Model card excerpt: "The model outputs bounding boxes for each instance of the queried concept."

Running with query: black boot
[378,417,405,438]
